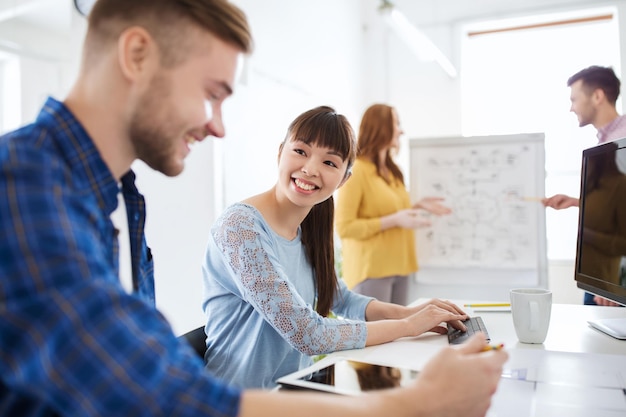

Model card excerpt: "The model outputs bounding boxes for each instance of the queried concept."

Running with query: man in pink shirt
[543,66,626,306]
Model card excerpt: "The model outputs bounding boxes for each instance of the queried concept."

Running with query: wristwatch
[74,0,95,16]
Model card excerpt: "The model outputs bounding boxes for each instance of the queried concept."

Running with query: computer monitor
[574,138,626,339]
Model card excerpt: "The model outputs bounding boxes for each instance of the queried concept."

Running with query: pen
[481,343,504,352]
[464,303,511,308]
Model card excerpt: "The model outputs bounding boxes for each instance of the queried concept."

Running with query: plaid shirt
[0,98,240,416]
[597,114,626,144]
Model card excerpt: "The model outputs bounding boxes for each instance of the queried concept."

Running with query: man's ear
[118,27,156,81]
[337,170,352,188]
[592,87,606,105]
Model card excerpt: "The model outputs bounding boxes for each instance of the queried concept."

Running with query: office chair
[179,325,207,359]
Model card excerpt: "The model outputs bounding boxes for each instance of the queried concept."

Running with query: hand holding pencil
[481,343,504,352]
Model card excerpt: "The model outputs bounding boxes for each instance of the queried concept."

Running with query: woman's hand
[392,208,431,229]
[403,302,468,336]
[413,197,452,216]
[364,298,468,346]
[410,298,466,316]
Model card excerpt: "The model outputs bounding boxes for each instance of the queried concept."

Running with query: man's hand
[405,333,508,417]
[541,194,579,210]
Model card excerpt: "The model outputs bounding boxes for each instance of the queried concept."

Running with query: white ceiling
[393,0,603,26]
[0,0,605,36]
[0,0,75,34]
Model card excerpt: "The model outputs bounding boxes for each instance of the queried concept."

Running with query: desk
[475,303,626,355]
[328,303,626,368]
[324,302,626,417]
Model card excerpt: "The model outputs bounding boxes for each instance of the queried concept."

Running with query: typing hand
[405,304,467,336]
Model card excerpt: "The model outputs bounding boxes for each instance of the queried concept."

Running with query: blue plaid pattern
[0,97,240,416]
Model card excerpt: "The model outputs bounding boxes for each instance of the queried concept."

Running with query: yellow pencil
[481,343,504,352]
[464,303,511,308]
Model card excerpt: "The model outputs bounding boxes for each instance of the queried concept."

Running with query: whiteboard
[409,133,548,299]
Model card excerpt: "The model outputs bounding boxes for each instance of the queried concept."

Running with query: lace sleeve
[212,206,367,355]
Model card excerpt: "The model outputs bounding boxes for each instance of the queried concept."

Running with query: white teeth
[184,134,195,145]
[295,178,315,191]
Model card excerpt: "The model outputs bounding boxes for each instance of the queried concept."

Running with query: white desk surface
[471,302,626,356]
[324,302,626,417]
[329,302,626,368]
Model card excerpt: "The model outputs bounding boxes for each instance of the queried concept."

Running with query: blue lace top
[202,203,372,389]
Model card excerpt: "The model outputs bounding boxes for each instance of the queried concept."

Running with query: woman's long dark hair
[281,106,356,316]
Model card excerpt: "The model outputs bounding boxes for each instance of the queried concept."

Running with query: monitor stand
[588,318,626,340]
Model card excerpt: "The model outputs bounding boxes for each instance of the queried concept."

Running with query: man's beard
[129,73,184,177]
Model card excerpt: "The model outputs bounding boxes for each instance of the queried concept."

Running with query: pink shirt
[597,114,626,144]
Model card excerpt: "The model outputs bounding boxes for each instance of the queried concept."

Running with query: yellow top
[335,158,418,289]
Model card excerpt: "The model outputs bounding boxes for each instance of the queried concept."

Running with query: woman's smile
[293,177,319,192]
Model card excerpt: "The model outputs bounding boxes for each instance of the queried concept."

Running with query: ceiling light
[379,0,458,78]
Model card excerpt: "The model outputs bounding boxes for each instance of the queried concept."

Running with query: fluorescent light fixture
[74,0,96,17]
[0,0,42,23]
[379,1,457,78]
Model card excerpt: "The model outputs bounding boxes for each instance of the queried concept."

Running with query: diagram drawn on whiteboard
[409,134,546,270]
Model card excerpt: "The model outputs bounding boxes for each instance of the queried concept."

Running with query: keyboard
[447,316,491,345]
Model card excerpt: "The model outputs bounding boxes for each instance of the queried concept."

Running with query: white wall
[2,0,623,334]
[219,0,371,206]
[0,17,83,126]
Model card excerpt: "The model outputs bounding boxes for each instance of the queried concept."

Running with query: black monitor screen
[575,138,626,306]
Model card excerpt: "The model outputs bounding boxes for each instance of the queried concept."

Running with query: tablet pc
[276,356,419,395]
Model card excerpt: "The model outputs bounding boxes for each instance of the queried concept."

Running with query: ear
[592,88,606,105]
[117,27,156,82]
[337,170,352,188]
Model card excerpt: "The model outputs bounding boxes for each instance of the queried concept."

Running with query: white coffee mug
[510,288,552,344]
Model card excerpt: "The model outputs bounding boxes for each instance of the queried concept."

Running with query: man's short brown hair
[86,0,252,67]
[568,66,621,105]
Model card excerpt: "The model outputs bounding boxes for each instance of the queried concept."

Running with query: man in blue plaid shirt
[0,0,507,416]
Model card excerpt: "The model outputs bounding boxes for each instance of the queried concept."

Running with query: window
[461,8,620,260]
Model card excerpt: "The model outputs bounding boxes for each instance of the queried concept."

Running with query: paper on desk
[489,378,626,417]
[489,349,626,416]
[329,333,447,372]
[505,349,626,388]
[535,383,626,413]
